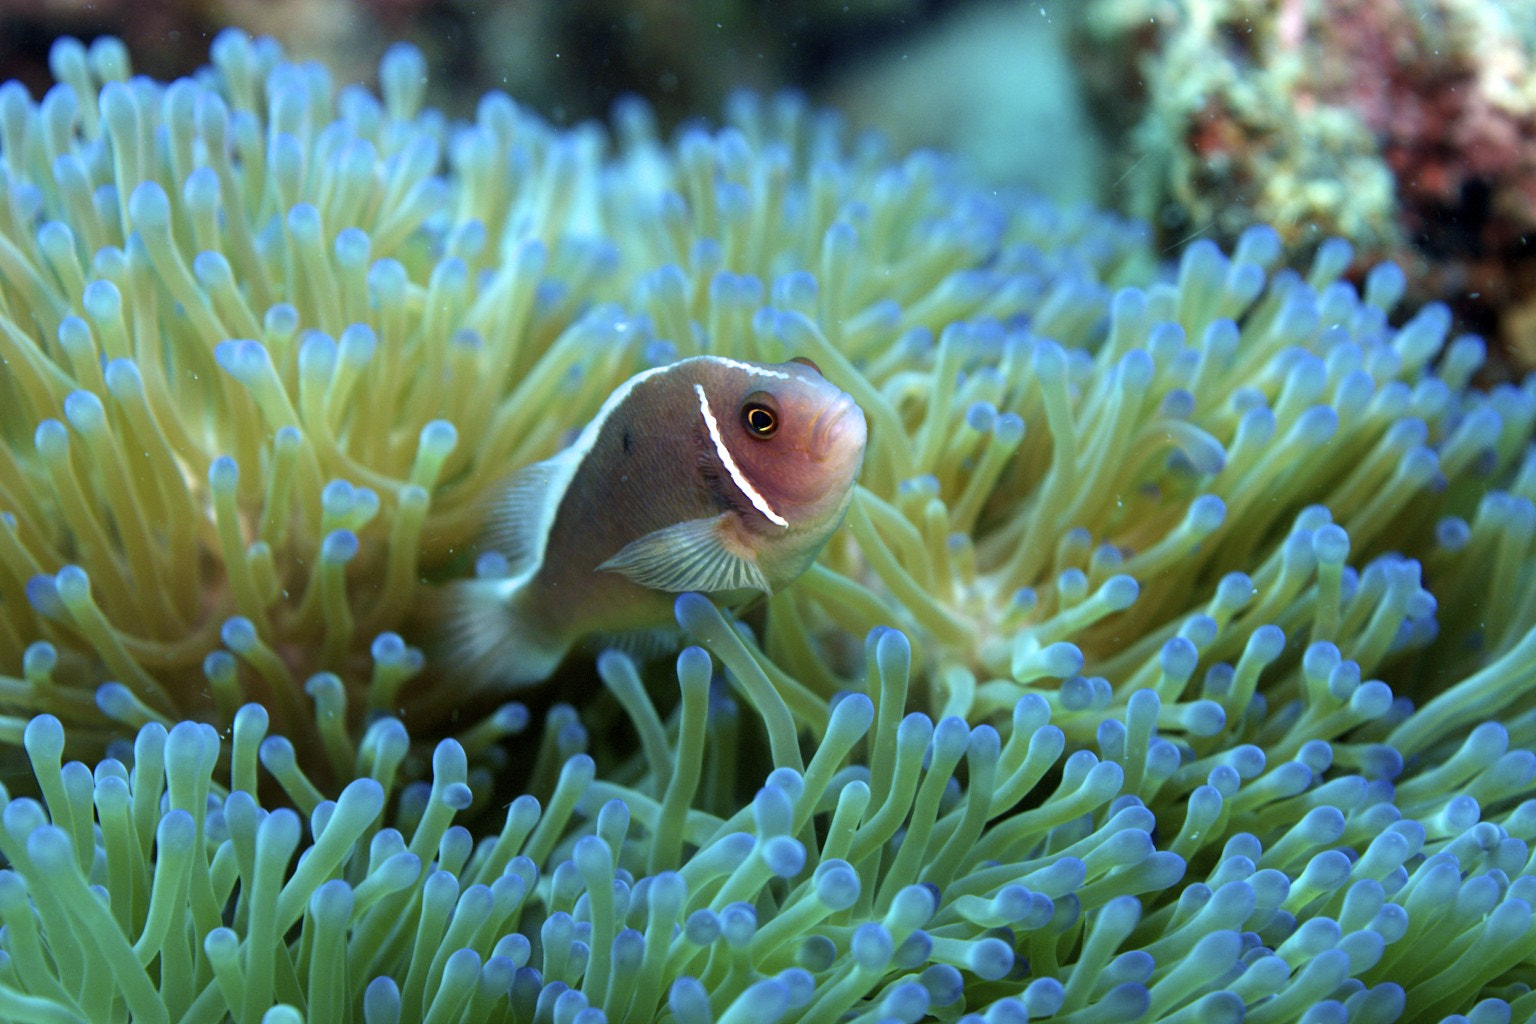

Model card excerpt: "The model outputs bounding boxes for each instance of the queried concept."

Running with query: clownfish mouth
[809,391,863,462]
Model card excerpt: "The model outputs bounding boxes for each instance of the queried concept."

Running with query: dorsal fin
[484,360,677,578]
[482,452,578,580]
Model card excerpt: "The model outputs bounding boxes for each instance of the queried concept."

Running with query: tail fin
[420,577,570,691]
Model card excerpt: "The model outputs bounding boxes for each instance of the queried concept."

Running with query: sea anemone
[0,30,1139,758]
[2,29,1536,1023]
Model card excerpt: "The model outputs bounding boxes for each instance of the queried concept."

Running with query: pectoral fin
[597,516,771,595]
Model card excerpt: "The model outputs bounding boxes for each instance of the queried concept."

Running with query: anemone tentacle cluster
[2,29,1536,1024]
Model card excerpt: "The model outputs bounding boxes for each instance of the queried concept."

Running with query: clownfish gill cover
[428,354,867,689]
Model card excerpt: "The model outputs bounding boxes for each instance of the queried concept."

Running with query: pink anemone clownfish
[430,354,868,690]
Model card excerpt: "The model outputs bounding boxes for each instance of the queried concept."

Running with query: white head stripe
[706,356,792,379]
[694,383,790,528]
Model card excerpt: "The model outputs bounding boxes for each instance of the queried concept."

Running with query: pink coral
[1312,0,1536,218]
[1078,0,1536,369]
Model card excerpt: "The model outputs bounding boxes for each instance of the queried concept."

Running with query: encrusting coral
[1,28,1535,1024]
[1069,0,1536,368]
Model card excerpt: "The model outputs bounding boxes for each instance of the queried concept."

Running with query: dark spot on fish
[622,427,633,454]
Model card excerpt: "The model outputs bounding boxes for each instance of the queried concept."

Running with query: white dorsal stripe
[505,361,676,581]
[694,383,790,528]
[706,356,791,379]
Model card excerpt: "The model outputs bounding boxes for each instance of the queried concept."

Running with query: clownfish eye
[791,356,822,375]
[741,395,778,439]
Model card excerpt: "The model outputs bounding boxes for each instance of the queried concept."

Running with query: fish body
[435,354,867,689]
